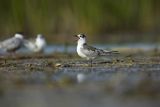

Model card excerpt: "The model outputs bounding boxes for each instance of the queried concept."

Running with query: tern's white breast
[36,38,46,49]
[77,45,87,58]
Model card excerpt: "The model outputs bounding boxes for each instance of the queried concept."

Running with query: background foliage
[0,0,160,43]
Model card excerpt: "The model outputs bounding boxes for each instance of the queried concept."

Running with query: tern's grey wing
[23,39,37,50]
[83,43,97,51]
[0,37,22,51]
[83,43,119,56]
[81,44,98,57]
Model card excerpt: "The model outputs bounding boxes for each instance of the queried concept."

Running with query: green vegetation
[0,0,159,43]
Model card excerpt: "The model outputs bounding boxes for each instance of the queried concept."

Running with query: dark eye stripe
[80,34,86,38]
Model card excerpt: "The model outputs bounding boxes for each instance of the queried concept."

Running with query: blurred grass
[0,0,160,43]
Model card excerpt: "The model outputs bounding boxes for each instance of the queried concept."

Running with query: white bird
[0,33,24,53]
[24,34,46,53]
[75,34,119,66]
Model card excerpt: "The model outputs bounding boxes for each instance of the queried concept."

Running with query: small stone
[55,63,62,68]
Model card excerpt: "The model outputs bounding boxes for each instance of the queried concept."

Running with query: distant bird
[23,34,46,53]
[75,34,119,66]
[0,33,24,53]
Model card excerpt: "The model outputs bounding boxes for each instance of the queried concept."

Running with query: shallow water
[0,43,160,107]
[0,43,158,55]
[0,55,160,107]
[44,43,160,54]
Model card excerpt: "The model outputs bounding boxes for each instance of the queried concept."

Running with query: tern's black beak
[74,35,78,38]
[74,35,79,41]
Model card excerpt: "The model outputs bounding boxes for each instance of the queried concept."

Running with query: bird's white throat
[36,35,46,49]
[77,37,86,47]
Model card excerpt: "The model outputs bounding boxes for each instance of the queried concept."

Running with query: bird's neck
[77,39,86,48]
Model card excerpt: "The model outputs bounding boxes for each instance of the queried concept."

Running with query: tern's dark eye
[80,34,85,38]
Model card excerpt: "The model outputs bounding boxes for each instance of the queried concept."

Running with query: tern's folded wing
[81,44,98,57]
[23,40,37,50]
[0,37,22,50]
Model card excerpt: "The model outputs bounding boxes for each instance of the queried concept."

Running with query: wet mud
[0,53,160,107]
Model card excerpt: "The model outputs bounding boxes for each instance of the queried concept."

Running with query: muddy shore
[0,53,160,107]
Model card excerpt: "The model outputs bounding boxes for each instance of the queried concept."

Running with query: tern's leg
[90,59,92,67]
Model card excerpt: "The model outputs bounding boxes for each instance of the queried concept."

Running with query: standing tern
[0,33,24,53]
[24,34,46,53]
[75,33,119,66]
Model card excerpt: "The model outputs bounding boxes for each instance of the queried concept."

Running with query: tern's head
[77,34,86,39]
[75,34,86,45]
[14,33,24,39]
[37,34,44,39]
[36,34,46,49]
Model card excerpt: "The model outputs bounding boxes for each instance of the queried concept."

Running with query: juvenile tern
[24,34,46,53]
[75,34,119,66]
[0,33,24,53]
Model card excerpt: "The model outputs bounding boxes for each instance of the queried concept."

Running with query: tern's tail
[100,50,119,56]
[0,42,5,49]
[106,50,119,54]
